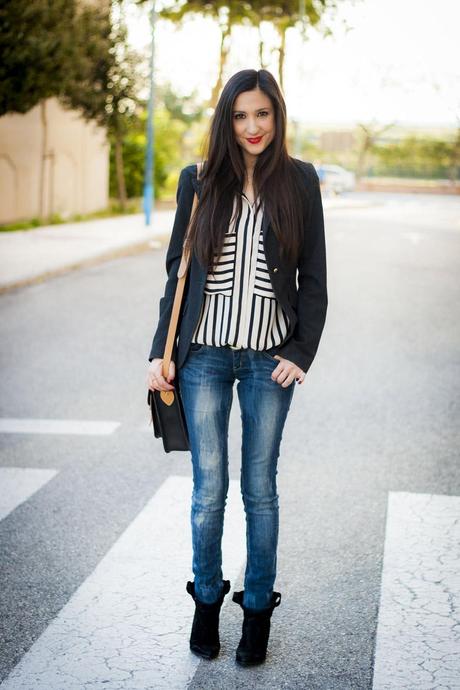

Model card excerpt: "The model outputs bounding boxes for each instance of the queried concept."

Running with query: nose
[246,119,260,135]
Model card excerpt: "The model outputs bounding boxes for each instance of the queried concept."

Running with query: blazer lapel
[191,165,275,265]
[262,209,271,253]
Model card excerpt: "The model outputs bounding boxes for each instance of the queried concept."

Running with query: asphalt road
[1,192,459,689]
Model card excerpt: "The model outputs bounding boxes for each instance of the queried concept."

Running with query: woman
[147,68,327,666]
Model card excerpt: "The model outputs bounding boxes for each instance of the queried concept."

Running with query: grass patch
[0,199,143,233]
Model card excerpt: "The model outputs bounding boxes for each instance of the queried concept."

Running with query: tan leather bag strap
[161,162,202,386]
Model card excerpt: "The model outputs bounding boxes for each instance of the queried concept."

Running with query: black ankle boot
[232,590,281,666]
[186,580,231,659]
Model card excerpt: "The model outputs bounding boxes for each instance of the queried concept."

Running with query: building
[0,97,109,225]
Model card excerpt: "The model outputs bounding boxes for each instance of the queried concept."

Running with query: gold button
[273,267,278,273]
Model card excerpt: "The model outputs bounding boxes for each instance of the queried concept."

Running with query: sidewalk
[0,197,367,293]
[0,211,174,293]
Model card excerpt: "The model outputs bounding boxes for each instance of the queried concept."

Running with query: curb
[0,235,170,296]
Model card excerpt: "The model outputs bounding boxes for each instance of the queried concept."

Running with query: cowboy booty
[186,579,231,660]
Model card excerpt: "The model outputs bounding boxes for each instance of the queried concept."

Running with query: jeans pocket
[189,342,204,353]
[260,350,278,362]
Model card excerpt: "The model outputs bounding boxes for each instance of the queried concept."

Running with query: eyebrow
[232,107,271,113]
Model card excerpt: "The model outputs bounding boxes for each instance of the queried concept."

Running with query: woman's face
[232,88,275,164]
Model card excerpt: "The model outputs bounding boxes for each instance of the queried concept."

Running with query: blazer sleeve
[276,164,328,375]
[147,165,195,362]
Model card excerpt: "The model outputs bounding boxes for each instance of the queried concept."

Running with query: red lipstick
[246,136,263,144]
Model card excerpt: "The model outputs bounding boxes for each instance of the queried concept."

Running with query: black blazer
[148,158,328,375]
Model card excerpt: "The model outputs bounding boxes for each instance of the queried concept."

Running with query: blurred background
[0,0,458,228]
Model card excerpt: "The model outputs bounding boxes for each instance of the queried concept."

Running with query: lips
[246,136,263,144]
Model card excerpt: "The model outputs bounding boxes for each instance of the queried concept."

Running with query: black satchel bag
[147,385,189,452]
[146,163,202,453]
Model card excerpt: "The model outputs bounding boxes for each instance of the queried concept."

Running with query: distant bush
[370,135,459,179]
[109,107,189,201]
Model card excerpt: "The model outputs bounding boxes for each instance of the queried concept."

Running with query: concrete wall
[0,97,109,224]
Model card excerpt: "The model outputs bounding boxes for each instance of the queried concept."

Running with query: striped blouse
[191,192,290,350]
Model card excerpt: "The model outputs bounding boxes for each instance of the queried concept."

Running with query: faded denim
[178,343,295,610]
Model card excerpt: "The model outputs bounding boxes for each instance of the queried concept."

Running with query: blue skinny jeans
[178,343,295,610]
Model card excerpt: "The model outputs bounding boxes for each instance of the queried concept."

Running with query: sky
[126,0,459,128]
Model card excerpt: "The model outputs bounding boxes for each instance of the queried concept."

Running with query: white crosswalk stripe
[0,419,120,435]
[0,476,246,690]
[0,467,58,521]
[372,491,460,689]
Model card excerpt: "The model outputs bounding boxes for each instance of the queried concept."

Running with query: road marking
[0,468,58,521]
[0,418,120,435]
[372,491,460,689]
[401,231,422,245]
[0,475,246,690]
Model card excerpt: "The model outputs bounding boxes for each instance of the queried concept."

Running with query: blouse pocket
[253,234,276,298]
[203,233,236,297]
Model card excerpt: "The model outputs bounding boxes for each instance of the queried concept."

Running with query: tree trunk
[356,122,395,180]
[258,25,266,68]
[114,126,127,211]
[208,19,232,110]
[356,129,372,181]
[278,27,286,92]
[39,100,48,222]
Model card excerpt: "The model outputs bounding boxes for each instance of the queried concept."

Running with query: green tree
[109,106,187,200]
[0,0,146,215]
[355,122,396,180]
[251,0,337,92]
[158,81,207,126]
[136,0,339,105]
[0,0,79,219]
[448,123,460,183]
[0,0,76,116]
[371,135,459,179]
[62,1,146,210]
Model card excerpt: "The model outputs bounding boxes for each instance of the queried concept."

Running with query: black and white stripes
[191,192,290,350]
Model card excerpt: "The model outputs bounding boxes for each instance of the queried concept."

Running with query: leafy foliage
[371,135,460,179]
[0,0,76,115]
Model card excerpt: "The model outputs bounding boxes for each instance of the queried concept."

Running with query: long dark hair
[184,68,311,272]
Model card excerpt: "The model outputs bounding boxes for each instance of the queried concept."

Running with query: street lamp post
[143,0,156,226]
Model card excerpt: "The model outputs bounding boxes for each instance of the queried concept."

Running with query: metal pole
[143,0,156,225]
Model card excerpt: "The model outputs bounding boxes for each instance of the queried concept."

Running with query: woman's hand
[147,358,176,392]
[271,356,305,387]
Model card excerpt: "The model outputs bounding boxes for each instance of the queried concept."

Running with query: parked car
[315,164,356,194]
